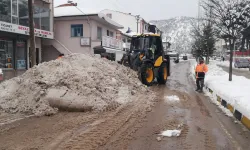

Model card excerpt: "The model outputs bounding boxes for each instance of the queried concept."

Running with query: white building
[101,9,147,34]
[42,4,125,61]
[100,9,161,36]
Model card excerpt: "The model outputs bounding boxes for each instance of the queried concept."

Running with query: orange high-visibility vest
[195,63,208,78]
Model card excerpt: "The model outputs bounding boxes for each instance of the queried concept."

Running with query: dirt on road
[0,61,250,150]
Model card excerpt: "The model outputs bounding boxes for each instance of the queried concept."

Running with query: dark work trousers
[196,78,205,90]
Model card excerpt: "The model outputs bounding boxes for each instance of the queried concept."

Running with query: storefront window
[34,6,41,29]
[19,0,28,26]
[12,0,18,16]
[16,41,26,69]
[0,0,11,23]
[12,0,18,24]
[0,0,51,31]
[0,40,14,69]
[40,7,50,31]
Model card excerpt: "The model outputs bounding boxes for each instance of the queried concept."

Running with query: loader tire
[157,63,168,84]
[141,63,154,86]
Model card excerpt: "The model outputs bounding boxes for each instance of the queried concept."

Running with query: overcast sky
[54,0,199,21]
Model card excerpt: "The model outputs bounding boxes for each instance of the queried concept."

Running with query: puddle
[164,95,180,103]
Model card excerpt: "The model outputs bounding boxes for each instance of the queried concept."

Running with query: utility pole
[135,15,140,33]
[28,0,36,67]
[197,0,201,60]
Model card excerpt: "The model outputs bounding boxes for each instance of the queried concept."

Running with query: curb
[206,86,250,130]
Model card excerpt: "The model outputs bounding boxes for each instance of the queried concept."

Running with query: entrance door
[36,48,39,65]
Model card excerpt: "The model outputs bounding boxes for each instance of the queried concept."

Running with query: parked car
[234,58,250,68]
[165,51,179,63]
[183,55,188,60]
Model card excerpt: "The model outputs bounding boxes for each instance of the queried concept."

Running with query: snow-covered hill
[150,17,197,54]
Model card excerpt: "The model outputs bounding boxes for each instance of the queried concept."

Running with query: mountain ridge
[150,16,197,54]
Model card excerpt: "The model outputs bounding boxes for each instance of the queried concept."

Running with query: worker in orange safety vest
[195,57,208,92]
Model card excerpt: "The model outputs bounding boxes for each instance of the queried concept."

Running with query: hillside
[150,17,197,54]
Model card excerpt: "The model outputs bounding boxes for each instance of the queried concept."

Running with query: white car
[234,59,250,68]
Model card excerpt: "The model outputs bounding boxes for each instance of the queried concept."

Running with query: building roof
[101,9,137,17]
[54,5,123,29]
[54,5,98,17]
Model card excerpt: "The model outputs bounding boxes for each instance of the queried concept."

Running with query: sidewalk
[190,60,250,130]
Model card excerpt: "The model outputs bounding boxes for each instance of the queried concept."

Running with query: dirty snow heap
[0,54,151,116]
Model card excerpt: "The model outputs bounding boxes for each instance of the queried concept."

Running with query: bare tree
[202,0,250,81]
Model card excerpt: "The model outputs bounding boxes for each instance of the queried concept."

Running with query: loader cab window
[154,37,163,55]
[130,36,162,54]
[147,36,163,55]
[130,37,144,51]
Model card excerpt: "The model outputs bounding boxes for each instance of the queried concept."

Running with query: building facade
[0,0,54,80]
[42,5,124,61]
[101,9,144,34]
[100,9,161,35]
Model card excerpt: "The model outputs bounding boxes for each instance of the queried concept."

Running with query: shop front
[0,31,28,80]
[0,0,54,81]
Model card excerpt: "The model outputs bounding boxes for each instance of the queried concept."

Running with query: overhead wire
[107,0,126,12]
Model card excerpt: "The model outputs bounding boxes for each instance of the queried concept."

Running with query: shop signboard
[80,37,91,46]
[102,36,123,50]
[0,21,53,39]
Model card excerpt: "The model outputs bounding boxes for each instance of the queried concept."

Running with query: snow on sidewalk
[190,60,250,119]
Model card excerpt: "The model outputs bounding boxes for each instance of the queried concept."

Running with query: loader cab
[130,34,163,59]
[128,33,170,86]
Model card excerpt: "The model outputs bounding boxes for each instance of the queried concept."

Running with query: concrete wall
[90,20,117,50]
[53,18,119,55]
[54,19,91,54]
[42,45,60,62]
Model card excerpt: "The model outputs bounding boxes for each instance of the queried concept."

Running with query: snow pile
[160,130,181,137]
[150,17,197,54]
[0,54,149,116]
[190,60,250,118]
[204,90,233,117]
[164,95,180,103]
[205,61,250,119]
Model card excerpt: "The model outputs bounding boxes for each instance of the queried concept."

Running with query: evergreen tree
[201,24,216,64]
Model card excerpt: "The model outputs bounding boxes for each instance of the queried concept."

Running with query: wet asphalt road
[126,60,250,150]
[0,61,250,150]
[218,65,250,79]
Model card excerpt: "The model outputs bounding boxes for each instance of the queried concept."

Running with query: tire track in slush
[55,94,156,150]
